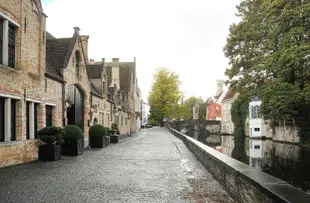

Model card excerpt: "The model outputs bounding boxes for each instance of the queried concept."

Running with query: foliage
[180,96,202,120]
[89,125,108,137]
[63,125,84,140]
[111,123,120,135]
[135,111,141,117]
[224,0,310,147]
[198,102,207,120]
[148,106,163,123]
[231,98,249,163]
[148,68,182,125]
[260,82,302,121]
[109,129,115,135]
[38,126,65,145]
[148,118,161,126]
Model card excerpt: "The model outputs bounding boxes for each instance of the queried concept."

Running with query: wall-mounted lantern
[65,98,72,109]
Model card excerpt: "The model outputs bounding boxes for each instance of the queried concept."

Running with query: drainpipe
[62,83,65,127]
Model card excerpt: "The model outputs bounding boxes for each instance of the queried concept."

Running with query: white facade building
[249,97,264,138]
[221,90,238,134]
[141,100,149,126]
[135,82,142,130]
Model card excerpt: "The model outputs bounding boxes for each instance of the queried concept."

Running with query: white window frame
[0,12,19,67]
[0,93,21,143]
[26,99,41,140]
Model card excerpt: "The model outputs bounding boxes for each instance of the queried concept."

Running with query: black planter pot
[110,135,119,143]
[89,135,104,148]
[62,138,84,156]
[38,144,62,161]
[90,135,110,148]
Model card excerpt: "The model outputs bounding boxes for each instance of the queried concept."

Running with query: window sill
[0,140,23,147]
[0,139,40,147]
[26,139,40,143]
[0,64,21,73]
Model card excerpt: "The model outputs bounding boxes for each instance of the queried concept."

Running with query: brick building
[105,58,136,135]
[0,0,136,168]
[0,0,48,168]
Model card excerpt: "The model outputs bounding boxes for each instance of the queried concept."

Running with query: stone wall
[264,121,299,143]
[167,125,310,203]
[169,120,221,134]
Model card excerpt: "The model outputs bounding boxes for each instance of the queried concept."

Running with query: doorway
[67,85,84,131]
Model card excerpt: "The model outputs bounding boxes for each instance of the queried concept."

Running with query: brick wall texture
[0,0,135,168]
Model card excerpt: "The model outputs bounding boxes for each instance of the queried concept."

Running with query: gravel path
[0,127,236,203]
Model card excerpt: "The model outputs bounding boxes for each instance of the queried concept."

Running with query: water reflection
[186,131,310,193]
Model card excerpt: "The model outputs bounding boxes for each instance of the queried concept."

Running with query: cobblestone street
[0,127,235,203]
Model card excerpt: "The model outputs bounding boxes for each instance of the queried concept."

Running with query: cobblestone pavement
[0,127,236,203]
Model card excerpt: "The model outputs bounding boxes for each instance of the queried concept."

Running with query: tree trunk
[160,118,164,127]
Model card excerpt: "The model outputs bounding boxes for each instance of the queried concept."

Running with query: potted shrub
[38,126,65,161]
[110,123,120,143]
[62,125,84,156]
[105,127,111,145]
[89,125,109,148]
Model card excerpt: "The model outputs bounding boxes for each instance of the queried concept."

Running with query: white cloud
[43,0,241,101]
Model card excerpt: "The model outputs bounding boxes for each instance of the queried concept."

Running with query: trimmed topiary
[109,129,115,135]
[62,125,84,156]
[89,125,107,137]
[38,126,65,145]
[111,123,120,135]
[63,125,84,140]
[89,125,109,148]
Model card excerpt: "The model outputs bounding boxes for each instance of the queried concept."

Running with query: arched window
[75,51,80,77]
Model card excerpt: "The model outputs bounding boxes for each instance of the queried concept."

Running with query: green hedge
[89,125,107,137]
[63,125,84,140]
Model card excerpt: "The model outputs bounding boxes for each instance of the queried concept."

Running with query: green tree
[224,0,310,99]
[231,98,249,163]
[148,68,182,125]
[198,102,207,120]
[180,96,205,120]
[224,0,310,147]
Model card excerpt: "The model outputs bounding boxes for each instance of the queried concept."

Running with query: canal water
[184,130,310,194]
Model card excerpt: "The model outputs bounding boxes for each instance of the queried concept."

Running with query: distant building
[221,90,239,134]
[249,97,264,138]
[206,80,229,121]
[135,81,142,131]
[192,101,199,120]
[141,100,149,126]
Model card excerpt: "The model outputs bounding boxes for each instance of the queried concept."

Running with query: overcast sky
[42,0,241,101]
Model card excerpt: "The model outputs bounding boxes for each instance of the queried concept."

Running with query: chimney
[101,58,105,65]
[80,35,89,62]
[73,27,80,35]
[216,80,224,96]
[111,58,120,90]
[89,59,95,64]
[112,58,119,67]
